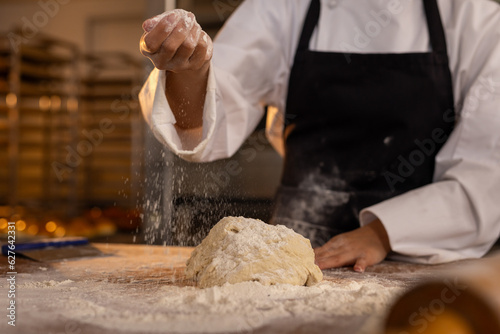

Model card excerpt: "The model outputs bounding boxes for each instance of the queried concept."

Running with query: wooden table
[0,244,473,334]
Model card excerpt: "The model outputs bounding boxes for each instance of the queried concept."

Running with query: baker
[139,0,500,272]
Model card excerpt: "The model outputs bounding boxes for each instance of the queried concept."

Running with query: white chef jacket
[139,0,500,264]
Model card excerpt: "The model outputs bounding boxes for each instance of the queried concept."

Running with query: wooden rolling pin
[385,253,500,334]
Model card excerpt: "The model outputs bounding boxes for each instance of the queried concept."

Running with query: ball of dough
[185,216,323,288]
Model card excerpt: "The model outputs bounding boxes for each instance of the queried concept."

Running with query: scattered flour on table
[8,278,405,334]
[19,279,74,288]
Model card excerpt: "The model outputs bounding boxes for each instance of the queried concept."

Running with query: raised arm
[140,9,212,130]
[138,1,295,162]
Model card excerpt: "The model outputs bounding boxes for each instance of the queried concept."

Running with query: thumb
[353,257,367,273]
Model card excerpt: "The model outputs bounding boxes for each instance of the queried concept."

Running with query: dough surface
[185,216,323,288]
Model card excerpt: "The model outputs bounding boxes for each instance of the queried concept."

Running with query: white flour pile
[1,274,404,334]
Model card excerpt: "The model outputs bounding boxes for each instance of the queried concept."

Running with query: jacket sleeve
[139,0,294,162]
[360,1,500,264]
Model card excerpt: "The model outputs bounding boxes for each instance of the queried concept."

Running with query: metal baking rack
[0,32,144,230]
[0,32,79,218]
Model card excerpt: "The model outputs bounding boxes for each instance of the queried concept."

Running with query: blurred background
[0,0,283,246]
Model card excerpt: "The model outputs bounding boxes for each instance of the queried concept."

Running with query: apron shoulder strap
[297,0,320,52]
[423,0,449,54]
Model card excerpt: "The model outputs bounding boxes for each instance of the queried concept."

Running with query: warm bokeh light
[6,93,17,108]
[39,96,51,111]
[16,220,26,231]
[45,221,57,233]
[0,218,8,230]
[54,226,66,237]
[27,225,39,235]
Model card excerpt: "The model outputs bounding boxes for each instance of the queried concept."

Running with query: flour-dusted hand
[139,9,213,130]
[314,219,391,272]
[140,9,213,72]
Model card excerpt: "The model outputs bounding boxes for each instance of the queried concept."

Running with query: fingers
[315,252,355,270]
[188,31,213,69]
[316,249,371,271]
[161,23,207,72]
[172,22,202,65]
[140,9,213,72]
[142,12,182,54]
[314,236,353,269]
[314,224,390,271]
[353,258,368,273]
[314,235,345,258]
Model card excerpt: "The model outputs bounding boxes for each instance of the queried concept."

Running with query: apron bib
[271,0,455,247]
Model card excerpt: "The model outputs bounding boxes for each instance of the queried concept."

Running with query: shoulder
[439,0,500,24]
[439,0,500,109]
[439,0,500,60]
[244,0,308,13]
[215,0,310,51]
[230,0,309,27]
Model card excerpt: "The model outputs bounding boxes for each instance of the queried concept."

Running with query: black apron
[271,0,455,248]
